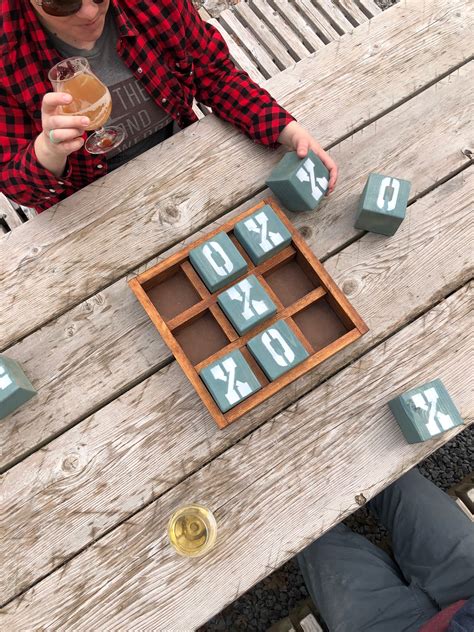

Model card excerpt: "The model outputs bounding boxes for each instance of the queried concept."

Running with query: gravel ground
[194,1,470,630]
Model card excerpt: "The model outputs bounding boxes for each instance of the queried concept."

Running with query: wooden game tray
[129,198,368,428]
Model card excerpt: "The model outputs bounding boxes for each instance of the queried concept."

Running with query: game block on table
[218,275,277,335]
[129,198,368,428]
[247,320,310,381]
[354,173,411,236]
[234,205,292,264]
[266,150,329,212]
[199,350,262,412]
[0,355,37,420]
[189,231,248,292]
[388,379,464,444]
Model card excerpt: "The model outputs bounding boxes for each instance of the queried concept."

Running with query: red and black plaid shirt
[0,0,294,212]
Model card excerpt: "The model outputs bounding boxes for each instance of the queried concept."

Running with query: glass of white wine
[49,56,124,154]
[168,504,217,558]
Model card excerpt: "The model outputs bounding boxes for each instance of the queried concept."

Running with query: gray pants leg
[368,468,474,607]
[298,469,474,632]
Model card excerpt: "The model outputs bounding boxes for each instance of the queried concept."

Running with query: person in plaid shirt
[0,0,338,213]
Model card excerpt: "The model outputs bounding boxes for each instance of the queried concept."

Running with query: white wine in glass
[49,56,124,154]
[168,504,217,558]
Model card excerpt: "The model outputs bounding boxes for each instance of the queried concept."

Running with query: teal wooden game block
[199,350,261,412]
[217,275,277,335]
[247,320,309,381]
[388,379,463,444]
[234,205,292,265]
[0,355,36,419]
[189,232,248,292]
[354,173,411,236]
[266,150,329,212]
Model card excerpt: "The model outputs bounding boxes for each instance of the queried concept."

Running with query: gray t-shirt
[47,9,173,168]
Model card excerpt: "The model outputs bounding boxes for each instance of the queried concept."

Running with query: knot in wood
[342,279,359,296]
[62,454,80,472]
[299,226,312,239]
[355,493,367,506]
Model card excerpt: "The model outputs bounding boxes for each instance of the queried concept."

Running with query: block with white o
[388,379,464,444]
[247,320,309,381]
[234,205,292,265]
[217,275,277,335]
[189,232,248,292]
[354,173,411,236]
[199,350,262,412]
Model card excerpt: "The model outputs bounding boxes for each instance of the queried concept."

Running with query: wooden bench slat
[250,0,314,60]
[1,60,471,472]
[356,0,382,17]
[208,17,267,83]
[269,0,327,50]
[0,193,23,231]
[2,164,472,602]
[313,0,356,33]
[234,1,297,69]
[0,0,469,351]
[292,0,341,42]
[335,0,373,24]
[3,279,471,628]
[219,8,282,76]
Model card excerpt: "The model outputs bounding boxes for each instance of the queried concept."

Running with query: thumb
[296,139,309,159]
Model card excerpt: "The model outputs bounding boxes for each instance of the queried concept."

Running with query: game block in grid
[189,232,248,292]
[199,350,262,412]
[217,275,277,335]
[266,150,329,212]
[129,198,368,429]
[247,320,310,381]
[234,205,292,265]
[0,355,37,420]
[354,173,411,236]
[388,379,463,444]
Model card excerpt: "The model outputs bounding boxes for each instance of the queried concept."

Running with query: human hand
[277,121,338,194]
[39,92,90,156]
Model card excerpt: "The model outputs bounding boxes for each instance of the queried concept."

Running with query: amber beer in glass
[48,57,124,154]
[168,504,217,557]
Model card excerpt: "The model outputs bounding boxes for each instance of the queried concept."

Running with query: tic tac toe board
[129,199,368,428]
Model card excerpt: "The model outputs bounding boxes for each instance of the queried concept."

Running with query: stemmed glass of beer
[48,56,124,154]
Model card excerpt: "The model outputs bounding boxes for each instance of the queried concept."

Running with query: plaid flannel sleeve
[0,88,71,208]
[181,0,295,146]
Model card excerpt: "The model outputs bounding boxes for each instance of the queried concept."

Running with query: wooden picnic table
[0,0,472,628]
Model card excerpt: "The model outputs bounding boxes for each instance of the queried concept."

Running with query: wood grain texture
[1,63,471,470]
[2,168,471,604]
[0,0,470,350]
[3,283,471,629]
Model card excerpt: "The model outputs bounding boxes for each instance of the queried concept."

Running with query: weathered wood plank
[0,0,470,350]
[314,0,355,34]
[0,193,22,231]
[293,0,341,42]
[208,17,267,83]
[219,8,282,76]
[233,1,296,69]
[356,0,382,17]
[333,0,371,26]
[249,0,313,60]
[2,168,472,603]
[2,283,471,629]
[1,64,471,470]
[268,0,326,51]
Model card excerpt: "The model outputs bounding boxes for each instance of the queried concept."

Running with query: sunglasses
[37,0,105,17]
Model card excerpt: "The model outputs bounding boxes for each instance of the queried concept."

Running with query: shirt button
[161,98,168,105]
[58,181,65,185]
[44,196,51,200]
[137,67,143,74]
[97,164,103,170]
[48,188,56,193]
